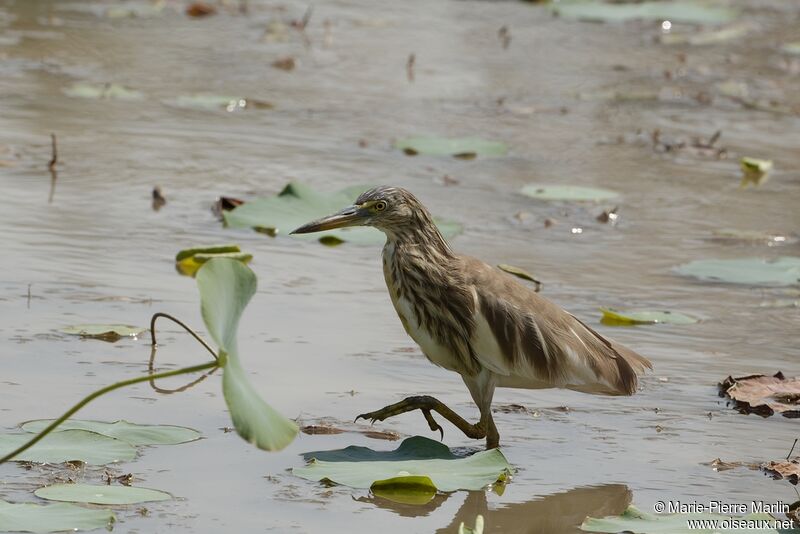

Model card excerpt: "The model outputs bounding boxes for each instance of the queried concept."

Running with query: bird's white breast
[382,242,460,371]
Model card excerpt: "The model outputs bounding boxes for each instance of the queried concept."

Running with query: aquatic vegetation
[393,137,508,158]
[0,501,114,534]
[520,184,619,202]
[551,1,738,25]
[34,484,171,505]
[294,436,512,504]
[59,324,146,342]
[674,257,800,286]
[0,430,136,464]
[21,420,201,446]
[175,244,251,277]
[599,308,698,326]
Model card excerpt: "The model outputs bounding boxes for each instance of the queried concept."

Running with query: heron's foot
[355,395,486,441]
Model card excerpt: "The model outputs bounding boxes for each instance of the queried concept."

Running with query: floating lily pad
[710,229,794,246]
[35,484,171,505]
[660,23,749,45]
[0,500,114,534]
[674,257,800,286]
[600,308,698,326]
[553,2,738,24]
[719,372,800,418]
[224,182,462,245]
[394,137,508,158]
[175,244,251,277]
[520,184,619,202]
[0,429,136,464]
[165,94,273,111]
[21,420,200,446]
[581,505,790,533]
[293,436,512,497]
[63,83,144,101]
[740,157,773,187]
[301,435,456,462]
[196,258,298,451]
[59,324,146,342]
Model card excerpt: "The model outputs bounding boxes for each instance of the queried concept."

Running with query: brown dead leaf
[186,2,216,17]
[301,425,345,435]
[272,57,296,71]
[719,372,800,418]
[761,459,800,484]
[212,196,244,220]
[360,430,400,441]
[704,458,759,472]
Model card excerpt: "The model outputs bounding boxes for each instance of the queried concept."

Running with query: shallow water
[0,0,799,532]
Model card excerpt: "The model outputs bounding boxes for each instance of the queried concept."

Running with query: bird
[291,186,652,449]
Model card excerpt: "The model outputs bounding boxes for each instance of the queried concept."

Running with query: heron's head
[291,186,426,236]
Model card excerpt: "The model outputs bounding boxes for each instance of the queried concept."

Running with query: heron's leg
[355,395,486,440]
[463,371,500,450]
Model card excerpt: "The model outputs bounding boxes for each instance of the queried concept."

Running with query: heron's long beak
[290,205,365,235]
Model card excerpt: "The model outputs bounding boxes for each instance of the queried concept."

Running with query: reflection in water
[360,484,632,533]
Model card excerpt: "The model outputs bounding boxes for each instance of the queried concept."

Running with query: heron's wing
[462,257,651,395]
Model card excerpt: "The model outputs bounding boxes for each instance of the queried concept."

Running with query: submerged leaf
[520,184,618,202]
[371,476,437,505]
[0,500,114,534]
[0,429,136,464]
[394,137,508,158]
[719,372,800,418]
[224,182,461,245]
[553,2,738,24]
[60,324,145,342]
[782,43,800,56]
[35,484,171,505]
[581,505,786,533]
[293,436,512,492]
[196,258,298,451]
[674,257,800,286]
[165,94,273,111]
[21,420,200,446]
[63,83,143,101]
[599,308,698,326]
[175,244,251,277]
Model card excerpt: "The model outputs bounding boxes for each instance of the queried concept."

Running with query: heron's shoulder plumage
[459,256,652,395]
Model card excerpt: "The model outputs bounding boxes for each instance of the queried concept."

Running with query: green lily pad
[370,475,438,505]
[675,257,800,286]
[59,324,145,342]
[196,258,298,451]
[63,83,144,101]
[600,308,698,325]
[301,435,456,462]
[581,505,793,533]
[520,184,619,202]
[293,436,512,493]
[35,484,170,505]
[21,420,200,446]
[394,137,508,158]
[0,500,114,534]
[0,429,136,464]
[175,244,251,277]
[553,2,738,25]
[224,182,462,245]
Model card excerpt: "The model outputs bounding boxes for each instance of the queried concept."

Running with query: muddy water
[1,0,799,532]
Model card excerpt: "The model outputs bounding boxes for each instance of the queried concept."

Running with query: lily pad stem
[149,312,218,361]
[0,361,217,465]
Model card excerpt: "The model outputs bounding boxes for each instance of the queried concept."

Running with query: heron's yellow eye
[374,200,387,212]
